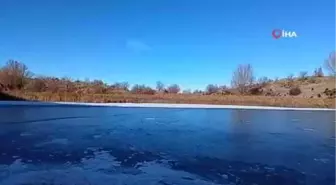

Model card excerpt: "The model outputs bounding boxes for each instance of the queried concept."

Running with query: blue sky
[0,0,335,90]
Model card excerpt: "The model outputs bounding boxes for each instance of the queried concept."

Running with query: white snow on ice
[0,101,334,111]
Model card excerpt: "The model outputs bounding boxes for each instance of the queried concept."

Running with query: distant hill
[260,76,335,98]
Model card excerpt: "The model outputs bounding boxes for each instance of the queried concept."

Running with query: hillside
[260,77,335,98]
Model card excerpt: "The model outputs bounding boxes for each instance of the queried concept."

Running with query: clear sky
[0,0,335,90]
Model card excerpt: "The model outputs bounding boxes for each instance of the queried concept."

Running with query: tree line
[0,51,334,95]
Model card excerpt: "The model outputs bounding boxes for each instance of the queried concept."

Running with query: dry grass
[0,60,334,109]
[6,91,335,108]
[263,77,335,98]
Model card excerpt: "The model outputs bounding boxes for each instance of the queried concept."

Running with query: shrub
[167,84,180,94]
[25,78,47,92]
[289,86,302,96]
[91,80,107,94]
[131,84,155,95]
[193,90,203,94]
[156,81,165,92]
[111,82,129,91]
[323,88,336,98]
[182,89,191,94]
[58,77,75,93]
[248,85,263,95]
[257,76,270,86]
[307,77,317,84]
[0,60,32,89]
[43,77,61,93]
[205,84,219,94]
[281,74,295,88]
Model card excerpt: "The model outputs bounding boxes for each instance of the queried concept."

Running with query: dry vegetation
[0,52,335,108]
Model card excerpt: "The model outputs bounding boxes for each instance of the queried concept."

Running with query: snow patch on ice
[0,101,334,111]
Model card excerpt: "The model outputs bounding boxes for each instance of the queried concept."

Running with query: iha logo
[272,29,298,39]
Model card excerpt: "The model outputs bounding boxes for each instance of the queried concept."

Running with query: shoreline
[0,101,334,111]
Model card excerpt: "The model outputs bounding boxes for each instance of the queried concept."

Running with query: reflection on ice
[0,151,220,185]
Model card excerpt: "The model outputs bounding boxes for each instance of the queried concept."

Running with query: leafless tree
[193,89,203,94]
[257,76,270,86]
[131,84,155,94]
[112,82,129,91]
[156,81,165,92]
[287,74,294,81]
[120,82,129,91]
[92,80,104,86]
[205,84,219,94]
[0,60,32,89]
[167,84,180,94]
[231,64,254,94]
[298,71,308,80]
[219,85,228,90]
[182,89,192,94]
[324,51,335,76]
[313,67,324,77]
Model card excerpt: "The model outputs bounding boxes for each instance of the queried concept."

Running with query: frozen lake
[0,103,334,185]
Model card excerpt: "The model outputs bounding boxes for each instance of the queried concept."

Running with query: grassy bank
[2,91,335,108]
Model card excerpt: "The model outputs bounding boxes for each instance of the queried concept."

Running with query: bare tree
[218,85,228,92]
[283,74,295,88]
[193,89,203,94]
[205,84,219,94]
[287,74,294,81]
[120,82,129,91]
[324,51,335,76]
[231,64,254,94]
[156,81,165,92]
[131,84,155,95]
[182,89,191,94]
[167,84,180,94]
[313,67,324,77]
[0,60,32,89]
[257,76,270,86]
[298,71,308,80]
[112,82,129,91]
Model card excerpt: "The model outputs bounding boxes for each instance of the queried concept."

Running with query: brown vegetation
[289,87,302,96]
[2,90,333,108]
[0,60,32,90]
[0,51,335,108]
